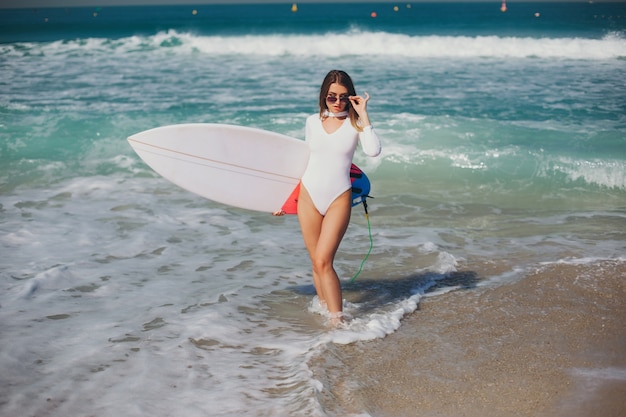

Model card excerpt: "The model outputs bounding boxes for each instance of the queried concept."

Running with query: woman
[278,70,381,322]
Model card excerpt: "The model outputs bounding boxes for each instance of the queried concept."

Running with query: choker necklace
[324,110,348,118]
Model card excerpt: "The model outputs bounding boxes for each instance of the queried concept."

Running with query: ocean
[1,2,625,416]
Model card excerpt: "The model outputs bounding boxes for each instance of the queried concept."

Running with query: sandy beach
[315,260,626,417]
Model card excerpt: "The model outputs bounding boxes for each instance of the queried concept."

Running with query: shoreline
[315,259,626,417]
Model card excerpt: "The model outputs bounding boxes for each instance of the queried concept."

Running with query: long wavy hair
[318,70,363,132]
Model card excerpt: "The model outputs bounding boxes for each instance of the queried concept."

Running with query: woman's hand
[349,92,371,126]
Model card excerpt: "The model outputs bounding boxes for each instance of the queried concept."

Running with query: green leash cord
[350,198,373,283]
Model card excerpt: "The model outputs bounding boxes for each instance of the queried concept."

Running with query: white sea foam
[134,31,626,59]
[3,30,625,60]
[549,157,626,189]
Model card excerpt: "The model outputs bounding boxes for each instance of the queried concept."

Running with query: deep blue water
[2,2,625,41]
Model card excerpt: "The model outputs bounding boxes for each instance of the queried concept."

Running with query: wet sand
[317,260,626,417]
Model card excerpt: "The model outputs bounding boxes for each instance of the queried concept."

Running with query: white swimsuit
[300,114,381,215]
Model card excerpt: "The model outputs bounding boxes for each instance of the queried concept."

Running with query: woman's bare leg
[298,187,351,315]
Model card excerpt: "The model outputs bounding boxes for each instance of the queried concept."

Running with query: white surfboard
[127,123,310,212]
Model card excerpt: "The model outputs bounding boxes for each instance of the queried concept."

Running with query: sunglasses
[326,95,350,104]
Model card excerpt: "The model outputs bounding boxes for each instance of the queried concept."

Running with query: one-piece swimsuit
[300,114,381,215]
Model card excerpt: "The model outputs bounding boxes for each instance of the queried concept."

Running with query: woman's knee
[310,256,333,276]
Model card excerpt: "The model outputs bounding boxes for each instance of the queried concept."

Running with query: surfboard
[128,123,309,213]
[127,123,371,213]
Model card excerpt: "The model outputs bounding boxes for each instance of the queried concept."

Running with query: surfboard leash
[350,197,374,283]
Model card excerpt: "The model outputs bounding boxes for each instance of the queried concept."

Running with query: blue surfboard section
[349,164,370,207]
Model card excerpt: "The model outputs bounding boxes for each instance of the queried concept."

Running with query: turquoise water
[1,3,625,417]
